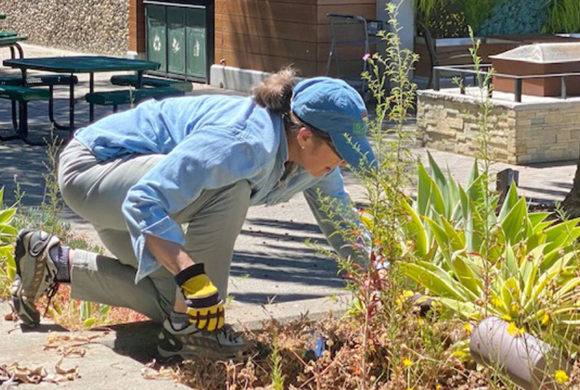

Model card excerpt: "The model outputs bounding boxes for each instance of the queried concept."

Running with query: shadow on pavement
[98,321,160,364]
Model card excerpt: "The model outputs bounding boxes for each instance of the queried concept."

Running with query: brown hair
[252,67,297,114]
[253,67,332,148]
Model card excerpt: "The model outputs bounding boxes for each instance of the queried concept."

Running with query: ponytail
[252,67,297,114]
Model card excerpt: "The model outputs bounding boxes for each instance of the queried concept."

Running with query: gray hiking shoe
[11,229,61,327]
[157,319,252,361]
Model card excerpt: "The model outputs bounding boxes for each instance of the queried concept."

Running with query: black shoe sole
[11,276,41,327]
[11,229,41,328]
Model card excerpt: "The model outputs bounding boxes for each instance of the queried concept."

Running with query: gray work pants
[57,139,251,322]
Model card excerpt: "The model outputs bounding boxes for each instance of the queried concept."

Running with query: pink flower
[362,53,371,61]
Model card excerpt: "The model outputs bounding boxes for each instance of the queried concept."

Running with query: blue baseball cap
[290,77,376,171]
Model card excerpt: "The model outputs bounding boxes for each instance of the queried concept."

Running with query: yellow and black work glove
[175,263,225,332]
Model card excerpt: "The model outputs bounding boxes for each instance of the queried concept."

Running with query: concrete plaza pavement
[0,43,577,388]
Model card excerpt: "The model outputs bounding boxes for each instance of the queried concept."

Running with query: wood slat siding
[215,0,375,77]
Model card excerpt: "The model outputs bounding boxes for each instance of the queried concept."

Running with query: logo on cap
[352,111,368,136]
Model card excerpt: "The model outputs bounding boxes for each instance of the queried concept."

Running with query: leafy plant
[462,0,502,33]
[269,334,285,390]
[0,188,18,298]
[544,0,580,33]
[415,0,448,22]
[400,156,580,352]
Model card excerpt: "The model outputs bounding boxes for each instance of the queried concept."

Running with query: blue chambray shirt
[75,95,362,281]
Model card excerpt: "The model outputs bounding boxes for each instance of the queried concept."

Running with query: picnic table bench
[0,35,27,58]
[85,86,187,112]
[110,74,192,89]
[3,56,161,136]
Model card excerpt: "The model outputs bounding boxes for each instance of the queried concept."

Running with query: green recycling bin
[145,1,213,82]
[167,7,186,75]
[186,9,206,79]
[146,5,167,73]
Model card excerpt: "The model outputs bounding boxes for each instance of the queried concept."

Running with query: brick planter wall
[1,0,128,56]
[417,89,580,164]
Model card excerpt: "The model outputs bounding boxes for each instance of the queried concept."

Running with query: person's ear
[296,127,313,150]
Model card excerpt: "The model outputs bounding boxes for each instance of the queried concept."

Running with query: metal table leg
[89,72,94,123]
[69,72,75,135]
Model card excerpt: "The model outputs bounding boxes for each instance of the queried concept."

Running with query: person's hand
[175,264,225,331]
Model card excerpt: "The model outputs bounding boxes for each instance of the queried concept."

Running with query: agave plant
[398,154,580,352]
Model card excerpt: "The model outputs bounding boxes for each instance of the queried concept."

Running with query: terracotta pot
[470,317,570,390]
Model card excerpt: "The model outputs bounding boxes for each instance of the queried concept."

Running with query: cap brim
[331,131,377,171]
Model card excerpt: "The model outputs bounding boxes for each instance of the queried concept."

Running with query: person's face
[295,127,346,177]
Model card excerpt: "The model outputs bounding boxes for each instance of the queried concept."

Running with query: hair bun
[252,67,298,114]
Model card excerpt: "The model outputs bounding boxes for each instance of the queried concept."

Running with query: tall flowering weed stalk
[309,3,473,388]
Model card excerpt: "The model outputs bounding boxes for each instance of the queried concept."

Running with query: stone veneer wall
[417,89,580,164]
[1,0,128,56]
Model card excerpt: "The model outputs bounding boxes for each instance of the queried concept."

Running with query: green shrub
[0,188,18,298]
[400,155,580,353]
[544,0,580,33]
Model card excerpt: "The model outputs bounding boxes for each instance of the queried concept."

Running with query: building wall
[214,0,376,77]
[1,0,128,56]
[417,89,580,164]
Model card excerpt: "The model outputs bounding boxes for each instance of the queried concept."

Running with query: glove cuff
[175,263,205,286]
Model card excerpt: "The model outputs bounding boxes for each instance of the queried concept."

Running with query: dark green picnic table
[3,56,160,133]
[0,35,27,58]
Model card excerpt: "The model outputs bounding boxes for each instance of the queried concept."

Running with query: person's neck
[285,128,299,164]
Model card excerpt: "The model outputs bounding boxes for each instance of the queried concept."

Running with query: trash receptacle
[144,0,213,82]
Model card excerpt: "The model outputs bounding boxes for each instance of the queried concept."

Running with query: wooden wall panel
[216,1,317,23]
[215,0,377,77]
[215,47,317,75]
[216,31,316,61]
[129,0,145,53]
[216,14,318,42]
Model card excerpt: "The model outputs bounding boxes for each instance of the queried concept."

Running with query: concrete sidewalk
[0,43,577,388]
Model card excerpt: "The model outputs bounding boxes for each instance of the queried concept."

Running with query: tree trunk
[562,157,580,218]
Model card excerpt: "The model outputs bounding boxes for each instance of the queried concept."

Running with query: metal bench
[85,86,186,113]
[0,85,51,145]
[110,74,193,91]
[0,74,79,133]
[0,74,78,86]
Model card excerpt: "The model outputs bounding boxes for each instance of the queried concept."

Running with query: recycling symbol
[153,35,161,52]
[172,37,180,53]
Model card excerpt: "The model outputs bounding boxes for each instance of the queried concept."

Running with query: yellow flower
[396,291,415,307]
[507,322,524,337]
[403,358,413,367]
[511,302,520,312]
[463,323,473,334]
[541,313,550,325]
[491,297,503,307]
[436,386,442,390]
[502,314,512,321]
[554,369,568,384]
[452,350,467,358]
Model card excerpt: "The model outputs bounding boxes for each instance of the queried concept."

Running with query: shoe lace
[42,279,59,318]
[218,325,241,343]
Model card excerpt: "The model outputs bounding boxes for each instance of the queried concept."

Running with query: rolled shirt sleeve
[122,127,264,281]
